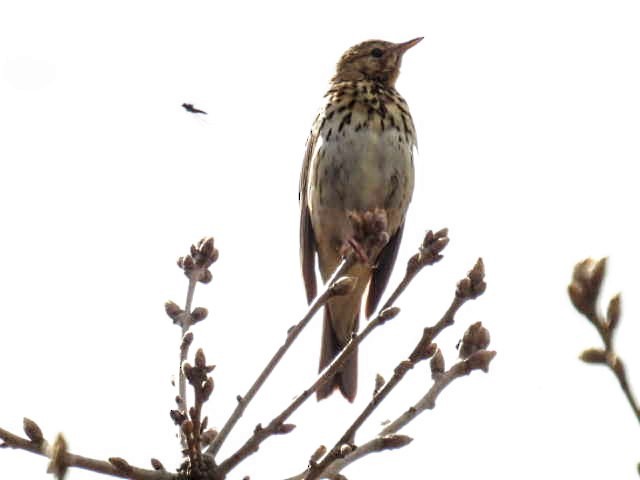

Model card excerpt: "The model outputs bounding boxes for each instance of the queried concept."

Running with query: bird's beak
[394,37,423,54]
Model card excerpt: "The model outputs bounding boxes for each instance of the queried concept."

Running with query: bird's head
[332,37,422,87]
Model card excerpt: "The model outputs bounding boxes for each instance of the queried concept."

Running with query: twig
[221,230,451,476]
[0,425,175,480]
[379,228,449,312]
[315,351,496,479]
[206,255,357,459]
[315,349,495,480]
[569,257,640,424]
[218,302,401,475]
[168,238,219,448]
[381,350,496,435]
[304,258,486,480]
[178,278,197,432]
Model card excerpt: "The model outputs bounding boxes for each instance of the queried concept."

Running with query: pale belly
[307,128,415,253]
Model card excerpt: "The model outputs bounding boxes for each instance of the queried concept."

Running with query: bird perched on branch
[299,38,421,401]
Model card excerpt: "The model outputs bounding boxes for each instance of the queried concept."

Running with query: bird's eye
[370,48,383,58]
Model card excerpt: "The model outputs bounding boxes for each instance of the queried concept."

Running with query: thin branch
[217,302,400,475]
[171,237,218,448]
[569,257,640,425]
[381,351,496,435]
[206,255,357,459]
[0,426,175,480]
[305,258,486,480]
[315,351,495,479]
[178,277,197,444]
[221,230,451,476]
[379,228,449,312]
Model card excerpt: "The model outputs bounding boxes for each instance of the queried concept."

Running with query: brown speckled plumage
[299,38,421,401]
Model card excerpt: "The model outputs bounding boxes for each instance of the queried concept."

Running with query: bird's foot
[345,237,371,265]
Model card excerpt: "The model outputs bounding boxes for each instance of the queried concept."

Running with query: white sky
[2,1,640,478]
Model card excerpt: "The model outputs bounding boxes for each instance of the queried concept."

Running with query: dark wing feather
[300,129,318,304]
[365,224,405,317]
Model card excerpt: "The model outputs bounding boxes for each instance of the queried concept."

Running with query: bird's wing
[300,128,318,304]
[365,223,405,317]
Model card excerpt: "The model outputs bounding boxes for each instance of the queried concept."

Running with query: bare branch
[170,237,219,447]
[0,426,175,480]
[304,258,486,479]
[379,228,449,312]
[569,257,640,425]
[206,254,357,459]
[216,289,395,474]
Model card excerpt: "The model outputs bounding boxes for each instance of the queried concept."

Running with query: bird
[299,38,421,401]
[182,103,207,114]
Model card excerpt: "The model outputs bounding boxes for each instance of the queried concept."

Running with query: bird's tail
[317,307,358,402]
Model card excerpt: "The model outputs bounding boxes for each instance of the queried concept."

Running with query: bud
[150,458,165,471]
[194,237,219,266]
[568,283,591,317]
[181,255,194,269]
[310,445,327,463]
[569,258,607,317]
[410,341,437,362]
[410,228,449,271]
[430,349,445,377]
[199,269,213,284]
[606,293,621,331]
[457,258,486,299]
[164,301,183,320]
[378,306,401,322]
[579,348,606,364]
[276,423,296,434]
[590,258,607,295]
[191,307,208,324]
[195,349,206,369]
[381,434,413,449]
[170,409,186,425]
[458,322,491,359]
[202,377,214,399]
[182,420,194,435]
[198,237,216,260]
[23,417,44,445]
[468,258,485,283]
[373,374,385,396]
[109,457,133,475]
[465,350,497,373]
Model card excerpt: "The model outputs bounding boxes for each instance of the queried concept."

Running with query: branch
[381,349,496,435]
[222,229,449,476]
[0,423,175,480]
[304,257,487,480]
[206,254,358,459]
[209,213,415,464]
[569,257,640,424]
[217,295,397,475]
[166,237,219,448]
[379,228,449,312]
